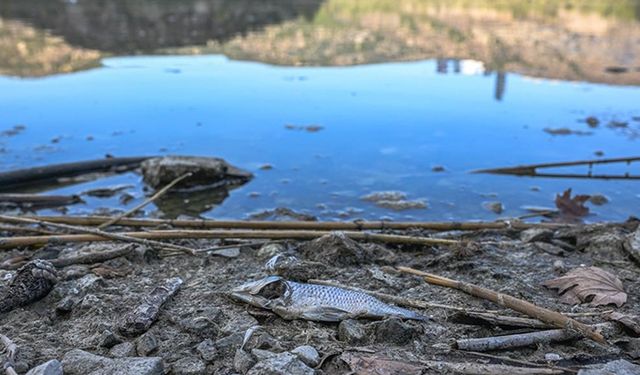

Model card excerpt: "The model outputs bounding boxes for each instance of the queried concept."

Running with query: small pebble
[545,353,562,361]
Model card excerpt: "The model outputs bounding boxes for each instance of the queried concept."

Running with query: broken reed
[25,215,569,231]
[0,229,462,249]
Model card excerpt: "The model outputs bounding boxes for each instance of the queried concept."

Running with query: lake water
[1,1,639,222]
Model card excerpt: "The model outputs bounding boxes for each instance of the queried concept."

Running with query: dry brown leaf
[606,312,640,335]
[555,188,590,221]
[340,353,423,375]
[543,266,626,307]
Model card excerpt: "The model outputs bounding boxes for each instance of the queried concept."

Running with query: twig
[0,215,196,255]
[0,334,17,375]
[455,323,613,351]
[462,352,577,374]
[26,215,571,231]
[397,267,607,345]
[0,229,462,249]
[119,277,183,337]
[452,311,553,329]
[474,156,640,180]
[49,244,135,267]
[0,224,55,235]
[420,360,563,374]
[307,279,501,313]
[98,172,192,229]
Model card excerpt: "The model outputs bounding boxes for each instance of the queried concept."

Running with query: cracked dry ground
[0,222,639,374]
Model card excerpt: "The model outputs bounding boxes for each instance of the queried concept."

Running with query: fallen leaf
[340,353,423,375]
[543,266,626,307]
[555,189,590,221]
[606,312,640,335]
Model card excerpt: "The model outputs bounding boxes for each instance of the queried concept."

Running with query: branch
[98,172,192,229]
[25,215,570,231]
[0,229,461,249]
[0,215,196,255]
[397,266,607,345]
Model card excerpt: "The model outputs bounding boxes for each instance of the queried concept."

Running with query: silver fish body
[231,276,427,322]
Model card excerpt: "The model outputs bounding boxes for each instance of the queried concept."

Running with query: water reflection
[1,0,639,87]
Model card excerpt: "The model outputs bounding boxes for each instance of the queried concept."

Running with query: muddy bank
[0,217,638,374]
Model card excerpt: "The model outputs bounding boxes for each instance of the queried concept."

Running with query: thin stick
[462,352,577,374]
[308,279,501,313]
[455,323,613,352]
[49,244,135,267]
[473,156,640,176]
[0,224,55,235]
[0,229,461,249]
[397,267,607,345]
[0,334,18,375]
[454,311,553,329]
[0,215,196,255]
[98,172,192,229]
[27,215,571,231]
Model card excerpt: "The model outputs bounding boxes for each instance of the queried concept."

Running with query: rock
[215,332,244,357]
[290,345,319,367]
[338,319,368,345]
[196,339,217,362]
[177,306,221,337]
[241,326,281,352]
[431,165,445,172]
[374,318,420,345]
[140,156,252,190]
[521,228,553,243]
[482,201,503,214]
[62,349,163,375]
[220,314,259,336]
[251,349,278,361]
[578,359,640,375]
[171,357,206,375]
[257,243,287,260]
[361,191,406,202]
[298,232,367,266]
[234,349,257,374]
[109,342,136,358]
[622,338,640,359]
[534,242,566,256]
[136,333,159,356]
[60,264,90,280]
[361,191,427,211]
[25,360,63,375]
[99,329,123,348]
[248,207,316,221]
[585,116,600,127]
[247,352,314,375]
[624,227,640,265]
[589,194,609,205]
[264,255,329,282]
[544,353,562,361]
[0,260,57,314]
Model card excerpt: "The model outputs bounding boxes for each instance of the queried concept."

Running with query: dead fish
[231,276,427,322]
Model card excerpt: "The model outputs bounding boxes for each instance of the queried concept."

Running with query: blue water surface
[1,55,639,221]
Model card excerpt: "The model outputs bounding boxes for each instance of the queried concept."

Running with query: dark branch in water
[473,156,640,179]
[0,157,151,192]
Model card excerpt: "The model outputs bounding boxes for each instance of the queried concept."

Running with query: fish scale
[231,276,427,322]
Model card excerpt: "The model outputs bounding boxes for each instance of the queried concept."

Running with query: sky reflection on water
[1,55,639,221]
